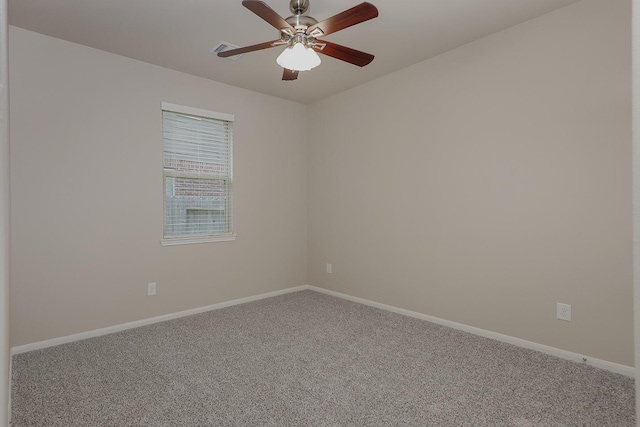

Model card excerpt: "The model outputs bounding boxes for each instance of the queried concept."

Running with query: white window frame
[160,102,236,246]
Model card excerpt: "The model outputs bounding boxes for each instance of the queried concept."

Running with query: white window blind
[162,103,235,244]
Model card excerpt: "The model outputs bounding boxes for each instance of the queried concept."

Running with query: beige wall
[8,27,308,347]
[308,0,633,366]
[8,0,634,370]
[633,0,640,417]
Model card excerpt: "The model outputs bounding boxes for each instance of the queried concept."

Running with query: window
[161,102,235,245]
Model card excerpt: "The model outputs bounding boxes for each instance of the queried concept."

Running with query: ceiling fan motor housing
[289,0,310,15]
[285,14,318,33]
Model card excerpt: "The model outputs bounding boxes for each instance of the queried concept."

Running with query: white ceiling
[8,0,582,104]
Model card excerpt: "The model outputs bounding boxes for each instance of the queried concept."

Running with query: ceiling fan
[217,0,379,81]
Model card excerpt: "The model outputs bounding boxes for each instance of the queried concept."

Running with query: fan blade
[282,69,299,81]
[307,2,378,38]
[217,40,283,57]
[242,0,295,35]
[313,41,374,67]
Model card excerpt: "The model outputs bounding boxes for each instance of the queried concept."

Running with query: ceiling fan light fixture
[276,42,321,71]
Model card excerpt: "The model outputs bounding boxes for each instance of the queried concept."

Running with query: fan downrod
[289,0,309,15]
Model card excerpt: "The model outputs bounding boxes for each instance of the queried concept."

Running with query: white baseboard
[308,286,635,378]
[12,284,634,378]
[11,285,310,355]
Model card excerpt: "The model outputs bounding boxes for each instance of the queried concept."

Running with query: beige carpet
[11,290,635,426]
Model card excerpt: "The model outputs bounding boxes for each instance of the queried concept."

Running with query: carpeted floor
[11,290,635,426]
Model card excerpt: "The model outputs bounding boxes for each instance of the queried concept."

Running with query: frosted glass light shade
[276,43,321,71]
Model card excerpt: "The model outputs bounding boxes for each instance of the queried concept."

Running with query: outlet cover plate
[148,282,157,296]
[557,303,571,321]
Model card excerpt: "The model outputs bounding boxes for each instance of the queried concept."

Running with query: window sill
[160,234,237,246]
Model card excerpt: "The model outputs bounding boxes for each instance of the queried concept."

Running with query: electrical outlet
[326,263,332,274]
[147,282,157,296]
[557,303,571,321]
